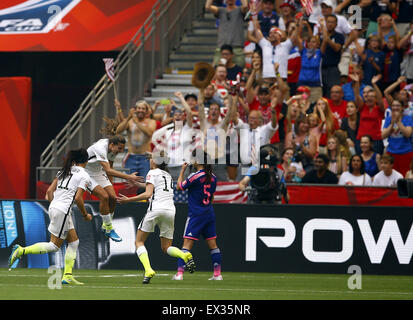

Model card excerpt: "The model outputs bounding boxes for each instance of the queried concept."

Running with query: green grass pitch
[1,268,413,300]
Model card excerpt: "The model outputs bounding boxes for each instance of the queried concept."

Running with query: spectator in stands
[206,0,248,68]
[327,85,347,124]
[278,0,296,31]
[395,1,413,37]
[340,101,359,150]
[297,31,323,103]
[325,136,348,176]
[381,34,403,90]
[294,86,316,114]
[338,154,373,186]
[301,153,339,184]
[313,97,340,153]
[313,0,353,38]
[232,100,279,170]
[341,27,366,83]
[284,98,302,134]
[341,65,367,102]
[278,147,306,182]
[252,15,299,81]
[374,13,398,44]
[286,20,302,96]
[354,73,385,154]
[219,44,244,81]
[203,83,224,111]
[150,99,175,128]
[257,0,279,37]
[116,100,157,178]
[284,113,318,171]
[399,20,413,84]
[184,93,201,130]
[247,85,273,124]
[381,99,413,176]
[405,157,413,178]
[359,135,381,178]
[334,129,354,160]
[355,34,385,86]
[198,94,237,181]
[212,64,230,93]
[384,76,412,112]
[372,154,403,187]
[152,92,195,181]
[319,14,344,97]
[364,0,397,38]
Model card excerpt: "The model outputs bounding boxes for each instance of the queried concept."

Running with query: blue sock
[177,248,189,273]
[210,248,222,276]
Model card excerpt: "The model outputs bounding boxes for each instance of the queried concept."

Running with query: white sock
[136,245,147,257]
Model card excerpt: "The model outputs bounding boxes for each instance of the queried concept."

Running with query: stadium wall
[1,200,412,275]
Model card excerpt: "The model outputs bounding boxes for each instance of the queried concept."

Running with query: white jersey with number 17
[146,168,174,211]
[49,166,91,213]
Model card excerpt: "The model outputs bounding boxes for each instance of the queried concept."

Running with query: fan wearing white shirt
[251,13,299,80]
[339,154,373,186]
[372,154,404,187]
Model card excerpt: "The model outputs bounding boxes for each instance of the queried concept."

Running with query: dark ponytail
[202,151,213,184]
[57,148,89,180]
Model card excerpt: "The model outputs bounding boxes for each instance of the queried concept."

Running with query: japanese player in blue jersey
[174,151,223,280]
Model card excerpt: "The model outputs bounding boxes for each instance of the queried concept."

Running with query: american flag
[300,0,313,15]
[103,58,115,81]
[173,182,248,204]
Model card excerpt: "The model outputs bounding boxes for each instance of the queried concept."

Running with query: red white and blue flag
[173,182,248,204]
[103,58,115,81]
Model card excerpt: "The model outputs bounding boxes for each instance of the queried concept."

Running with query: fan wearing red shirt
[327,85,347,125]
[354,76,385,155]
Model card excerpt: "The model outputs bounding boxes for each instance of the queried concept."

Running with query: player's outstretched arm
[100,161,144,182]
[177,163,189,190]
[117,183,154,204]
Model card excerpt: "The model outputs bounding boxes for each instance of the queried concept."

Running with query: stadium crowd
[114,0,413,190]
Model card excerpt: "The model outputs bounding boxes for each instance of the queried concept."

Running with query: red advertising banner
[36,181,413,206]
[0,0,157,51]
[0,77,32,199]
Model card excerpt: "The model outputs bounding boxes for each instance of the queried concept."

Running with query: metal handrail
[39,0,203,169]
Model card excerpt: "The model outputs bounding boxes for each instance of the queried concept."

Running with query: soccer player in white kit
[86,135,143,242]
[8,149,93,285]
[117,152,195,284]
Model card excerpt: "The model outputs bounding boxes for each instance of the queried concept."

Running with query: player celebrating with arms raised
[116,152,195,284]
[174,150,222,281]
[86,134,142,242]
[9,149,92,285]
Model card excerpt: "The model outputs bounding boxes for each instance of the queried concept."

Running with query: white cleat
[172,273,183,280]
[208,275,223,280]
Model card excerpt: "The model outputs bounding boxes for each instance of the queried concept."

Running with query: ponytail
[204,164,213,184]
[57,148,88,181]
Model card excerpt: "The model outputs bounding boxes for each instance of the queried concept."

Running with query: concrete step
[191,27,218,36]
[181,34,217,44]
[169,52,213,61]
[155,78,192,86]
[168,61,197,70]
[162,73,193,79]
[192,20,218,28]
[176,44,217,53]
[151,87,199,97]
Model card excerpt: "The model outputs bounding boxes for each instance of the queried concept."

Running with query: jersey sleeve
[180,173,196,190]
[146,170,156,186]
[78,172,91,191]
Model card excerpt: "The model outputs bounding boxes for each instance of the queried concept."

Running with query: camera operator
[239,145,289,204]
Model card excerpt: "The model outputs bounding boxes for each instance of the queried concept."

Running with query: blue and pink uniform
[179,169,217,241]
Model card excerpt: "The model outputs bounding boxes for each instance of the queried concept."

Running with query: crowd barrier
[1,200,412,275]
[36,181,413,206]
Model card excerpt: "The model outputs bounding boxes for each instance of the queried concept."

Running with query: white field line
[0,283,412,297]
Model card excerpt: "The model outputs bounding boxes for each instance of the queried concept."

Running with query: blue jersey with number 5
[180,170,217,217]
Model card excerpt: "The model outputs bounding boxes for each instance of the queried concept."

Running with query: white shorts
[87,172,112,193]
[48,207,74,240]
[138,208,176,239]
